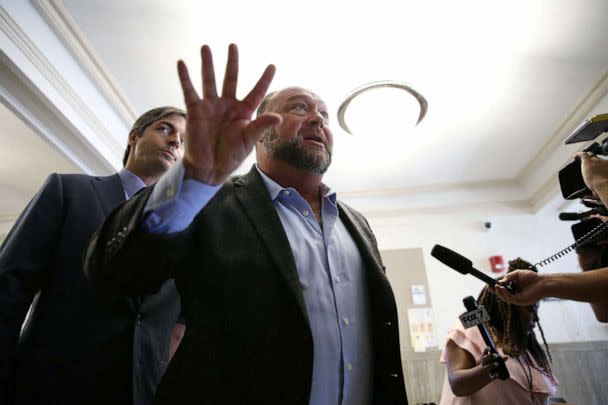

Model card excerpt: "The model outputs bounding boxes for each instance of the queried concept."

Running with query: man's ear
[128,130,138,145]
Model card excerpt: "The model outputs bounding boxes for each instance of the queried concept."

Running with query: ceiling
[2,0,608,219]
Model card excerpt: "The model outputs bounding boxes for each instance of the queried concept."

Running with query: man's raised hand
[177,44,282,184]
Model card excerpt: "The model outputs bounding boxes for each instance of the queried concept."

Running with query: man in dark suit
[0,106,187,405]
[85,45,408,404]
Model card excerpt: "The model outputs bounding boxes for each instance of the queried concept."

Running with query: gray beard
[262,129,332,175]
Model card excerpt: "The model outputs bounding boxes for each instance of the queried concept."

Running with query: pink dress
[439,323,558,405]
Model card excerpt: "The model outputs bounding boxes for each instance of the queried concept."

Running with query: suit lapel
[91,173,139,312]
[91,173,126,216]
[233,168,310,327]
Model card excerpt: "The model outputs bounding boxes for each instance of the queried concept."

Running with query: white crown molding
[30,0,136,125]
[527,174,560,213]
[0,5,122,160]
[361,200,533,220]
[0,51,115,175]
[339,178,516,199]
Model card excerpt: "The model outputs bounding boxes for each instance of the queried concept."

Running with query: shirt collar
[254,164,336,203]
[118,168,146,199]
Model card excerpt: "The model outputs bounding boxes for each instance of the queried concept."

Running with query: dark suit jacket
[0,173,181,405]
[85,167,408,405]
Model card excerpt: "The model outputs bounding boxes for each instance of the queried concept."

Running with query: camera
[558,114,608,200]
[558,114,608,248]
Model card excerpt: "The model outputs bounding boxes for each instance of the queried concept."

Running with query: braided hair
[477,257,554,378]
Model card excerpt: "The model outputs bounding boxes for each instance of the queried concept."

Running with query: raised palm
[177,44,281,184]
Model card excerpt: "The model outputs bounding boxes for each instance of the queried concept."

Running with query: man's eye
[158,125,171,135]
[293,104,306,111]
[321,112,329,119]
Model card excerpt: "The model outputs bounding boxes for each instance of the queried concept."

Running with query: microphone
[430,244,515,293]
[559,209,600,221]
[462,296,509,380]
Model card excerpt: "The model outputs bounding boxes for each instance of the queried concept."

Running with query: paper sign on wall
[407,307,437,352]
[411,284,427,305]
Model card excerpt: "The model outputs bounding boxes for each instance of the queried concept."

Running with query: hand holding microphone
[480,348,507,380]
[461,296,510,380]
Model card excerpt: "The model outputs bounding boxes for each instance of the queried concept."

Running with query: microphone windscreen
[463,296,477,311]
[430,244,472,275]
[559,212,582,221]
[559,209,597,221]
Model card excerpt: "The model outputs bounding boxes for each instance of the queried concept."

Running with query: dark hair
[122,106,186,166]
[477,257,553,378]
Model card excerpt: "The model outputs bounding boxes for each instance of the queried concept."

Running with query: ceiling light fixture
[337,81,428,135]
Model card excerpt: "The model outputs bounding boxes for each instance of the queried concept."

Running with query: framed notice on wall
[407,307,437,352]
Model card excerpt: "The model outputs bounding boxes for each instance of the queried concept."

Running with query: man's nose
[167,131,182,148]
[306,111,325,128]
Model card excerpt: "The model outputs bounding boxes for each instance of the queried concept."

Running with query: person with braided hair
[439,258,559,404]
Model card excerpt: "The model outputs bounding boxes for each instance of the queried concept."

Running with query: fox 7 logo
[459,306,491,329]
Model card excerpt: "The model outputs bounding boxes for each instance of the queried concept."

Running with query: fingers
[177,60,200,108]
[243,64,276,111]
[201,45,218,99]
[498,272,515,284]
[576,151,592,161]
[493,285,513,302]
[222,43,238,98]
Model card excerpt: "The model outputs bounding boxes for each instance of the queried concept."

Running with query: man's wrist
[183,158,224,185]
[541,274,563,299]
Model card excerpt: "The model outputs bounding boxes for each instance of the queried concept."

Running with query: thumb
[499,273,514,284]
[244,112,282,146]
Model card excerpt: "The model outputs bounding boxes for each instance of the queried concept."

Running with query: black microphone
[559,209,599,221]
[462,296,509,380]
[430,244,515,293]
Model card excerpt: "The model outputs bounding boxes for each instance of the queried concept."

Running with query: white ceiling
[2,0,608,218]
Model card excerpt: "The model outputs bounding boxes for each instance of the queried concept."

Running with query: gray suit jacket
[85,166,407,405]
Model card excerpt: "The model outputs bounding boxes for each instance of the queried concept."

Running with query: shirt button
[283,190,289,196]
[347,363,353,371]
[343,317,350,326]
[336,276,341,283]
[166,187,175,198]
[302,210,309,216]
[136,313,142,325]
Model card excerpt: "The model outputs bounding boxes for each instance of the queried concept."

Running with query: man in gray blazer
[0,107,186,405]
[85,45,408,405]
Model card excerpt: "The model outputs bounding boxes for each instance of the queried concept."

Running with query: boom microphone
[430,244,515,293]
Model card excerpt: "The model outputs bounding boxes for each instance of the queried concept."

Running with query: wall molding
[0,5,122,160]
[30,0,136,125]
[0,51,115,175]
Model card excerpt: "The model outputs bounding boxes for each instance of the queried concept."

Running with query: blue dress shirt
[143,160,373,405]
[118,168,146,198]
